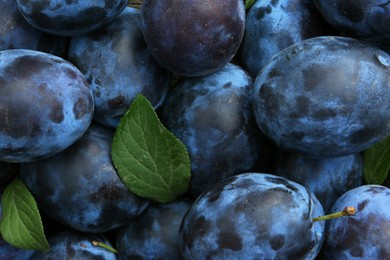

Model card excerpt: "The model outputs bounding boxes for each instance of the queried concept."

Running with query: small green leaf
[245,0,257,10]
[0,179,49,252]
[111,94,191,203]
[363,135,390,184]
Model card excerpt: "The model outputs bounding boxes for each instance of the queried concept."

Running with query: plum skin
[161,63,265,197]
[314,0,390,51]
[16,0,128,36]
[253,36,390,158]
[179,173,325,259]
[0,0,69,56]
[116,197,193,259]
[276,151,363,213]
[321,185,390,259]
[0,49,94,162]
[141,0,245,77]
[20,123,149,233]
[240,0,332,77]
[68,7,170,128]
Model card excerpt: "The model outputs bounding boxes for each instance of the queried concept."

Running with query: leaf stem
[312,206,356,222]
[92,241,118,254]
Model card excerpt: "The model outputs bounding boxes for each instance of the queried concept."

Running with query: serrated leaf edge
[111,94,190,203]
[0,179,50,252]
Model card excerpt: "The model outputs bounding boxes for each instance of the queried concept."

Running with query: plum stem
[312,206,356,222]
[92,240,118,254]
[245,0,257,10]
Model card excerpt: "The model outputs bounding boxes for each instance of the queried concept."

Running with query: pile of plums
[0,0,389,259]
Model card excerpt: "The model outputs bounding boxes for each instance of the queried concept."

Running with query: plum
[276,151,363,213]
[161,63,265,197]
[179,173,325,259]
[16,0,128,36]
[314,0,390,51]
[321,185,390,259]
[0,0,69,57]
[240,0,333,77]
[141,0,245,76]
[116,196,193,259]
[68,7,170,128]
[253,36,390,158]
[0,49,94,162]
[20,123,149,233]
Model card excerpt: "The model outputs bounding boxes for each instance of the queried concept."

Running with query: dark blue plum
[141,0,245,76]
[314,0,390,51]
[253,36,390,158]
[240,0,333,77]
[20,123,149,233]
[116,196,193,260]
[321,185,390,259]
[0,0,69,57]
[0,49,94,162]
[161,63,266,197]
[68,7,170,128]
[179,173,325,259]
[30,230,116,260]
[16,0,128,36]
[276,151,363,213]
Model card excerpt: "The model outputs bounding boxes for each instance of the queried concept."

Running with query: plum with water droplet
[253,36,390,158]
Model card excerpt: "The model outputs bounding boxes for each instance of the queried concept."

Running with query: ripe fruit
[180,173,325,259]
[161,63,265,197]
[314,0,390,51]
[116,196,193,259]
[68,7,170,128]
[253,36,390,158]
[16,0,128,36]
[0,0,68,56]
[240,0,332,77]
[321,185,390,259]
[20,123,149,233]
[141,0,245,76]
[0,49,94,162]
[276,151,363,213]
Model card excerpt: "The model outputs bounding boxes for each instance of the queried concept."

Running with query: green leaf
[245,0,257,10]
[111,94,191,203]
[0,179,50,252]
[363,135,390,184]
